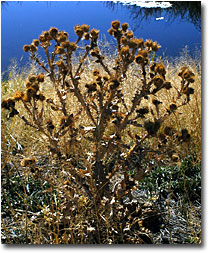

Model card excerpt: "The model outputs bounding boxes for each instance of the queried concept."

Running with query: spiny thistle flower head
[164,81,172,90]
[178,67,195,83]
[144,39,153,48]
[127,38,139,49]
[135,50,148,64]
[84,32,90,40]
[54,46,65,55]
[13,91,24,101]
[121,22,129,32]
[151,41,161,52]
[33,39,40,47]
[152,75,164,88]
[154,63,166,76]
[1,98,15,110]
[57,31,68,43]
[28,75,37,83]
[111,20,121,30]
[37,73,45,82]
[49,27,58,37]
[30,44,38,52]
[90,48,100,57]
[125,31,134,39]
[26,87,37,98]
[81,24,90,33]
[23,45,31,52]
[93,69,100,76]
[120,46,130,56]
[90,28,100,40]
[56,60,65,68]
[169,103,177,111]
[120,36,128,45]
[74,25,84,37]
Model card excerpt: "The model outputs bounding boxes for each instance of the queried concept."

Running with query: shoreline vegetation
[1,21,201,244]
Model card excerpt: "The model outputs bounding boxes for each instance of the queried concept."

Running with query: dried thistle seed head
[152,99,162,106]
[47,120,54,131]
[28,75,37,83]
[31,83,39,92]
[54,46,65,54]
[169,103,177,111]
[90,28,100,39]
[136,107,149,117]
[30,43,38,52]
[37,73,45,82]
[57,32,68,42]
[33,39,39,47]
[49,27,58,37]
[25,81,32,88]
[135,49,149,64]
[111,20,121,30]
[120,46,130,56]
[152,75,164,88]
[154,63,166,76]
[23,44,31,52]
[22,93,31,102]
[67,42,77,52]
[20,157,37,167]
[90,48,100,57]
[179,67,195,83]
[85,83,97,92]
[151,41,161,52]
[180,129,191,142]
[26,87,37,97]
[1,98,15,110]
[84,32,90,40]
[13,91,24,101]
[56,60,65,68]
[35,93,45,101]
[122,22,129,32]
[120,36,128,45]
[39,34,48,43]
[183,87,194,95]
[164,81,172,90]
[42,31,51,39]
[150,63,156,72]
[108,28,115,36]
[144,39,153,48]
[109,79,120,90]
[103,75,109,82]
[127,38,140,49]
[74,25,84,37]
[135,54,144,64]
[125,30,134,39]
[93,69,100,76]
[81,24,90,32]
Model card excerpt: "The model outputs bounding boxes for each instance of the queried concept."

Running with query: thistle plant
[1,21,196,244]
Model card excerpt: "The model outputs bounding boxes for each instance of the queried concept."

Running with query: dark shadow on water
[104,1,201,32]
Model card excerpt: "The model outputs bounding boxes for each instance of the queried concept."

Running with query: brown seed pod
[121,22,129,32]
[23,45,31,52]
[111,20,121,30]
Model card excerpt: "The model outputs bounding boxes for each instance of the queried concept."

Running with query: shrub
[1,21,199,244]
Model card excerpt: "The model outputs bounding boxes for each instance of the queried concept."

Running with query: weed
[1,21,201,244]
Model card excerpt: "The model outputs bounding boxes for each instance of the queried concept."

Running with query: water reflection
[105,1,201,31]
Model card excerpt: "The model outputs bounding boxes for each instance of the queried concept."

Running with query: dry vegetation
[1,21,201,244]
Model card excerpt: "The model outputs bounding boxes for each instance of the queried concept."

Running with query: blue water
[1,1,201,74]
